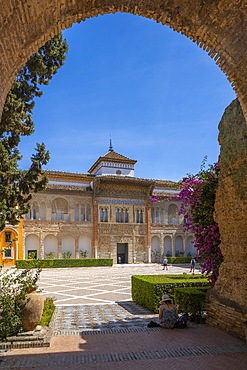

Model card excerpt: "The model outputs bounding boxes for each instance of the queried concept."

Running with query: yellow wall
[0,220,23,266]
[17,219,24,260]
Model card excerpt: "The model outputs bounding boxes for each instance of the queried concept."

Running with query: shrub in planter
[62,251,72,259]
[45,252,56,259]
[79,250,88,258]
[0,268,41,340]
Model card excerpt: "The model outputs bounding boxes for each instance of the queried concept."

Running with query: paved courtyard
[39,263,191,306]
[40,264,190,334]
[1,264,246,369]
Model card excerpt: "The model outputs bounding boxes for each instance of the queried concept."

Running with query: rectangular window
[5,232,11,243]
[3,247,13,259]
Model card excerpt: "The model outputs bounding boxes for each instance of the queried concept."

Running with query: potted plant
[0,268,43,339]
[20,268,44,332]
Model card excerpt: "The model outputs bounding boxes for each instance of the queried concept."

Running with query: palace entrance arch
[0,0,246,340]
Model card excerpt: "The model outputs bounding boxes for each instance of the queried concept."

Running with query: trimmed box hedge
[132,274,209,313]
[16,258,113,269]
[174,286,210,317]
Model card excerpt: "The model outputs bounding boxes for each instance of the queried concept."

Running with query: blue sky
[19,13,236,182]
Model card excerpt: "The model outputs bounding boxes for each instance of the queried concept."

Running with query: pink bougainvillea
[152,161,223,286]
[178,162,223,286]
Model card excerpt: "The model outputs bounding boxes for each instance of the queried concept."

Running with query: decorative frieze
[98,198,145,205]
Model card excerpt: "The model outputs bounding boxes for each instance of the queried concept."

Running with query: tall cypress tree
[0,33,68,231]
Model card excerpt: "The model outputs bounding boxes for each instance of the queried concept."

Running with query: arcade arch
[79,236,92,258]
[175,235,183,256]
[151,235,161,262]
[61,236,75,258]
[44,235,58,258]
[25,234,40,259]
[186,235,195,256]
[164,236,172,257]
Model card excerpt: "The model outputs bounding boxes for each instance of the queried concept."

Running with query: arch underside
[0,0,246,340]
[0,1,246,118]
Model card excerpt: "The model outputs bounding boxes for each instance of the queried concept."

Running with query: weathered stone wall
[207,99,247,341]
[0,1,246,119]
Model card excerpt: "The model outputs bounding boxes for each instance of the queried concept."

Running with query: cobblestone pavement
[1,264,247,369]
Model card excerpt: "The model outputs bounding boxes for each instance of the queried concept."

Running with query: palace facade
[0,144,195,266]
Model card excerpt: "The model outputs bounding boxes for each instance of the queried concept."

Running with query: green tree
[0,33,68,231]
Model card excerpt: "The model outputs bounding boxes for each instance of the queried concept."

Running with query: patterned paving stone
[38,264,194,306]
[52,302,157,334]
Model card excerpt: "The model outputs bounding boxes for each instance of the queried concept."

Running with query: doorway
[117,243,128,264]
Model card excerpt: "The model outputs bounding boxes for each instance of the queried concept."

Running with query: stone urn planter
[21,290,44,332]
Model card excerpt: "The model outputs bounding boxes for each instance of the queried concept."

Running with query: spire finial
[109,137,113,152]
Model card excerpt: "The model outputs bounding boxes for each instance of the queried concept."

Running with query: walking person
[190,257,196,273]
[162,256,168,270]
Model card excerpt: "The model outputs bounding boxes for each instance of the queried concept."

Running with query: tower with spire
[88,140,137,177]
[109,138,113,152]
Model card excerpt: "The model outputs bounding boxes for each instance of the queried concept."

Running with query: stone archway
[0,0,246,340]
[0,1,246,119]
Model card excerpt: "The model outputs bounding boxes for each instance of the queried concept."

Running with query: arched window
[51,198,69,221]
[75,205,92,222]
[151,207,163,224]
[116,208,128,223]
[33,202,39,220]
[25,209,31,220]
[100,207,108,222]
[85,205,92,222]
[136,209,143,223]
[40,202,46,220]
[168,204,179,224]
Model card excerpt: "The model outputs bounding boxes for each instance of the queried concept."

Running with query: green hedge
[174,286,210,318]
[16,258,113,269]
[39,297,56,326]
[132,274,209,313]
[167,257,192,264]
